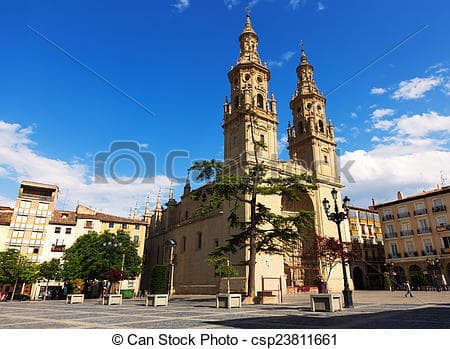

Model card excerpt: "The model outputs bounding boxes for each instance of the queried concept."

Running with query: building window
[423,239,433,255]
[31,231,43,240]
[390,243,399,257]
[197,232,202,249]
[19,200,31,209]
[65,228,72,234]
[37,202,49,211]
[324,155,328,164]
[133,235,139,244]
[85,220,93,228]
[16,215,28,223]
[182,236,186,252]
[256,94,264,109]
[214,239,219,248]
[443,236,450,249]
[122,223,127,229]
[135,224,140,230]
[55,227,61,234]
[34,217,46,225]
[109,222,114,228]
[436,216,448,227]
[318,120,324,133]
[61,213,69,219]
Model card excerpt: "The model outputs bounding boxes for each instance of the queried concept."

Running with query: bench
[103,294,123,305]
[216,293,242,309]
[310,293,342,312]
[66,294,84,304]
[145,294,169,307]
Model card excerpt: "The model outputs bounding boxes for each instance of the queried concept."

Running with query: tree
[0,249,39,300]
[38,258,62,301]
[62,230,142,293]
[190,110,316,303]
[208,255,238,293]
[309,235,357,283]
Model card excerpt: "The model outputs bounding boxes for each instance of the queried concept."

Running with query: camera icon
[94,141,155,184]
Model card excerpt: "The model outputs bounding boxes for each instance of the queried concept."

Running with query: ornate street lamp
[322,188,353,308]
[426,257,442,290]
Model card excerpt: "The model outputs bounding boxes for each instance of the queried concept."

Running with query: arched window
[234,96,239,109]
[318,120,324,133]
[257,94,264,109]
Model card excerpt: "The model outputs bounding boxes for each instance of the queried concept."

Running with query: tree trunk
[11,278,18,301]
[44,280,49,301]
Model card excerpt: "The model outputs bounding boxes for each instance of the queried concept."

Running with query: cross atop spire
[246,6,251,18]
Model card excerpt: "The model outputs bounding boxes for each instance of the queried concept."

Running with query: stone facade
[143,15,352,296]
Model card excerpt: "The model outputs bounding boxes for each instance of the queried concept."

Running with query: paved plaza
[0,291,449,329]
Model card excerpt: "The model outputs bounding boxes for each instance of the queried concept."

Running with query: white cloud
[445,82,450,95]
[350,112,358,119]
[370,87,387,95]
[173,0,190,12]
[0,120,172,216]
[370,108,394,119]
[335,137,347,144]
[392,76,443,100]
[395,111,450,137]
[268,50,296,68]
[289,0,305,10]
[317,1,325,11]
[373,119,395,131]
[278,134,288,154]
[341,111,450,206]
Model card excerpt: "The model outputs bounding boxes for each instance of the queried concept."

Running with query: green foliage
[62,230,142,282]
[151,265,168,294]
[384,273,392,290]
[0,249,39,285]
[39,258,62,282]
[190,160,316,257]
[69,278,84,294]
[207,255,238,278]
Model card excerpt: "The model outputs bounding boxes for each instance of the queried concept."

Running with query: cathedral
[142,14,351,296]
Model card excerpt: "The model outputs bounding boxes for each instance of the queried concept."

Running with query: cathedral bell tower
[287,46,339,183]
[223,13,279,173]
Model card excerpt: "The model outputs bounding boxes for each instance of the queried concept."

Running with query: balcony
[441,248,450,255]
[414,208,427,216]
[422,249,437,256]
[400,229,414,237]
[417,227,432,234]
[432,205,447,213]
[382,214,395,221]
[51,245,65,252]
[436,225,450,233]
[397,212,410,219]
[388,253,401,259]
[384,232,398,239]
[404,251,418,258]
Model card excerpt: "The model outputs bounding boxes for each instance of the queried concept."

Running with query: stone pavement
[0,291,449,329]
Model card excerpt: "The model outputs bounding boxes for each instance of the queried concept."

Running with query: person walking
[404,280,413,297]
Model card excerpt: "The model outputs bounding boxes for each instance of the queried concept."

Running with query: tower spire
[238,11,260,64]
[168,182,174,201]
[133,202,138,220]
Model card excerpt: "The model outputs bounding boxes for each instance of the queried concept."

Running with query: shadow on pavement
[204,306,450,329]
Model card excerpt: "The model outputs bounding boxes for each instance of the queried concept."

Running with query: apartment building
[375,186,450,288]
[347,206,385,289]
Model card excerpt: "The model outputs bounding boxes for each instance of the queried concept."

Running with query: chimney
[397,191,403,200]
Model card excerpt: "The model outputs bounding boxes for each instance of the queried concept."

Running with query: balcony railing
[51,245,65,252]
[397,212,410,219]
[388,253,401,259]
[382,214,395,221]
[384,232,397,239]
[400,229,414,237]
[404,251,418,258]
[422,249,437,256]
[432,205,447,213]
[436,225,450,233]
[417,227,432,234]
[441,248,450,255]
[414,208,427,216]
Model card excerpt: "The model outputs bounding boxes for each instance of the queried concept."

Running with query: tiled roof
[375,185,450,208]
[78,212,145,225]
[49,210,77,226]
[0,209,13,225]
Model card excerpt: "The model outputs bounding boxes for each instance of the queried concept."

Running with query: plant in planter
[151,265,168,294]
[208,255,238,293]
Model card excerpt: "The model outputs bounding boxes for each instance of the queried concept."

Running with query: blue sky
[0,0,449,215]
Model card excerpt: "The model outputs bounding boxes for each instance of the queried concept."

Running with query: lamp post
[166,239,177,296]
[322,188,353,308]
[384,261,395,291]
